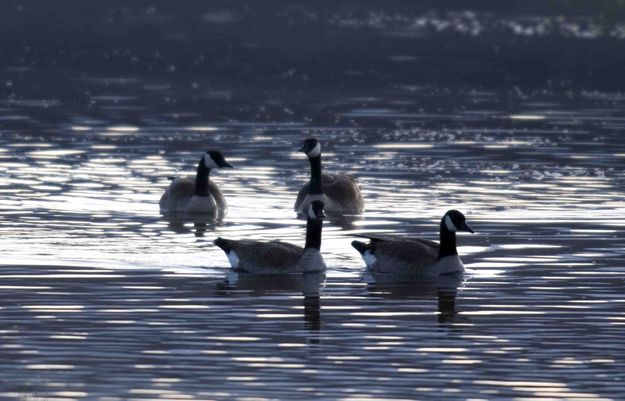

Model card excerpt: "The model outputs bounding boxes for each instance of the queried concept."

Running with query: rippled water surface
[2,2,625,400]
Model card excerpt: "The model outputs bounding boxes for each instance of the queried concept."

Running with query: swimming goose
[294,138,364,214]
[214,200,327,273]
[351,210,474,276]
[159,150,233,214]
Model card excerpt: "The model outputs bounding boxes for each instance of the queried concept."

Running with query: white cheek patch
[204,154,219,169]
[444,215,458,232]
[307,142,321,158]
[226,250,240,268]
[308,205,317,220]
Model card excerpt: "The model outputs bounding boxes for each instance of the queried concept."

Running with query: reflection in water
[303,294,321,334]
[219,271,325,297]
[217,271,325,342]
[437,285,467,325]
[363,273,467,325]
[161,213,225,236]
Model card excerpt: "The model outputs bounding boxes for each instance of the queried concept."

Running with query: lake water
[1,2,625,400]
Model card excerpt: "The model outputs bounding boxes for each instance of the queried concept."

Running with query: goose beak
[299,141,314,153]
[462,223,474,233]
[222,161,234,168]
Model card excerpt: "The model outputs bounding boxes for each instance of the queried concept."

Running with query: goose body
[352,210,474,276]
[160,177,225,213]
[159,150,232,214]
[294,139,364,214]
[214,201,327,274]
[214,237,326,274]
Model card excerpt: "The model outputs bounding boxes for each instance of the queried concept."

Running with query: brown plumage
[221,239,304,273]
[214,237,326,274]
[159,177,226,213]
[360,235,439,273]
[294,173,364,214]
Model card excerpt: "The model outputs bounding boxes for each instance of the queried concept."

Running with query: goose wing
[227,239,305,273]
[159,177,195,211]
[373,239,439,264]
[294,182,310,212]
[208,180,227,210]
[321,173,363,211]
[362,234,439,249]
[360,234,439,271]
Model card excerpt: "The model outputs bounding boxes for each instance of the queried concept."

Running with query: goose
[294,138,364,214]
[351,210,474,276]
[214,200,327,273]
[159,150,233,214]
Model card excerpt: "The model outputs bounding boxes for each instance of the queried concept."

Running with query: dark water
[1,2,625,400]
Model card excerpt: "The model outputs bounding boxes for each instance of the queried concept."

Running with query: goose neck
[195,161,211,197]
[304,217,323,250]
[438,221,458,259]
[308,156,322,195]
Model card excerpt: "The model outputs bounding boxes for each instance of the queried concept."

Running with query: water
[1,2,625,400]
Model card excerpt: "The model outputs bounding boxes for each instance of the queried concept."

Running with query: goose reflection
[363,273,469,325]
[216,271,325,338]
[161,213,225,236]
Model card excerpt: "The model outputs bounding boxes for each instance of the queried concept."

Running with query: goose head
[307,200,326,220]
[299,138,321,158]
[202,150,233,170]
[442,210,474,234]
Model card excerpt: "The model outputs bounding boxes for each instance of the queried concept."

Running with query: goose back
[354,235,440,275]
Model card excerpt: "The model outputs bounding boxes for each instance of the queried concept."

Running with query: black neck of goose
[305,217,323,250]
[437,287,458,324]
[303,295,321,331]
[194,160,211,197]
[438,220,458,259]
[308,155,322,195]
